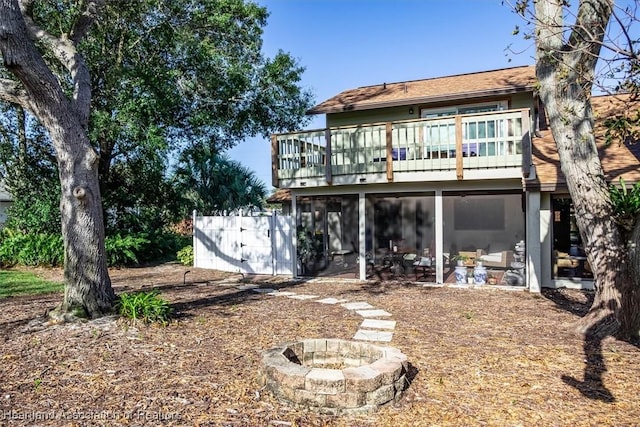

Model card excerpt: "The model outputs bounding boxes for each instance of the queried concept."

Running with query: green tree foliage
[80,0,312,228]
[1,0,313,237]
[173,143,267,214]
[0,105,60,234]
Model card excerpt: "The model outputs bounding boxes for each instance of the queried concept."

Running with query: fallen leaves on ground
[0,264,638,426]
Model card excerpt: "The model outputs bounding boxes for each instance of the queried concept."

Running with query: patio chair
[413,255,434,280]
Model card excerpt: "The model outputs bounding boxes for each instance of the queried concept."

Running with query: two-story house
[269,65,640,291]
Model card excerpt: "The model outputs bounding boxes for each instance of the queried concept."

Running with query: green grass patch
[0,270,63,297]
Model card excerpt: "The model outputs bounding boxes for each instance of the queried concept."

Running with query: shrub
[0,229,63,267]
[116,291,172,325]
[610,177,640,230]
[177,245,193,266]
[4,181,61,235]
[136,231,190,264]
[0,229,190,268]
[105,233,150,267]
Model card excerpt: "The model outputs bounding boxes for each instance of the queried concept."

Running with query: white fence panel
[193,212,294,276]
[239,216,273,274]
[193,216,241,271]
[273,215,294,275]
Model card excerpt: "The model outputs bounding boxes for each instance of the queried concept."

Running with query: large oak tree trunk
[54,128,115,320]
[0,0,114,319]
[535,0,640,340]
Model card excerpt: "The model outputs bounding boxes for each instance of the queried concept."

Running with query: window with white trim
[420,101,510,157]
[419,100,508,118]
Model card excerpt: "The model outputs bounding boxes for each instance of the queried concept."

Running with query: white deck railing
[271,109,531,187]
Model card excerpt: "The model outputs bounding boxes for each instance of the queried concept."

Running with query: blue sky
[227,0,535,189]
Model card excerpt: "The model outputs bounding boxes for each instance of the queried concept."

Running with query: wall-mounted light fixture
[409,107,414,115]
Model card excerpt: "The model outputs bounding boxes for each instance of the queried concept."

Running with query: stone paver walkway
[361,319,396,330]
[239,281,397,344]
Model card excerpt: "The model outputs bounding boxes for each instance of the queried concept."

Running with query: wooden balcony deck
[271,109,532,188]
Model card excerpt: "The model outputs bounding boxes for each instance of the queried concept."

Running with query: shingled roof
[308,65,537,115]
[266,188,290,204]
[529,94,640,191]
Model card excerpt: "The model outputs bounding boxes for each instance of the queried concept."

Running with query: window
[421,101,509,157]
[420,100,508,118]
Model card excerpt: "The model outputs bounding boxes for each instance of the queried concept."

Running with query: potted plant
[452,254,469,267]
[297,227,323,275]
[467,269,474,284]
[453,255,469,284]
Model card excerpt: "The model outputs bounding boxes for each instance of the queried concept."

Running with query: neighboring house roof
[0,183,12,202]
[529,94,640,191]
[267,188,291,204]
[308,65,537,114]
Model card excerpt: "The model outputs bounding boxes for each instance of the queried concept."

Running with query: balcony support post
[521,109,532,178]
[324,129,333,185]
[358,191,366,280]
[455,115,464,180]
[271,135,279,187]
[386,122,393,182]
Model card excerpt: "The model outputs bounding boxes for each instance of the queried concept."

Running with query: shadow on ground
[541,288,640,403]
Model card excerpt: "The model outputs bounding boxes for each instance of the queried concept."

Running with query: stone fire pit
[258,338,408,415]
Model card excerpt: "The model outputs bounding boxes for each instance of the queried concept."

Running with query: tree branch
[17,0,104,129]
[0,78,29,109]
[511,1,637,95]
[70,0,105,44]
[567,1,612,67]
[608,6,640,62]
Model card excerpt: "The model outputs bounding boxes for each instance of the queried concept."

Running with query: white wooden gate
[193,212,294,276]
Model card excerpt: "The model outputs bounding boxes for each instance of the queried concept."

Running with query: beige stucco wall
[326,105,414,128]
[324,92,536,129]
[509,92,534,110]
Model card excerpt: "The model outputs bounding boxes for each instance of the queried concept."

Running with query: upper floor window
[420,100,508,118]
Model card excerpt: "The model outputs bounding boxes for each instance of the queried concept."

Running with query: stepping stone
[316,297,349,304]
[355,309,392,318]
[267,291,297,296]
[287,294,318,300]
[252,288,275,293]
[353,330,393,342]
[341,302,374,310]
[361,319,396,330]
[236,284,258,290]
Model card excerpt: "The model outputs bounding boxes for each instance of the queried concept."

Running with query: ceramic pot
[474,264,487,285]
[454,265,467,284]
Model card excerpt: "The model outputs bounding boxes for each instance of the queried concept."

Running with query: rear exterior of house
[269,65,640,290]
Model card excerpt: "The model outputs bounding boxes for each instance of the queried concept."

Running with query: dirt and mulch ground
[1,264,639,426]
